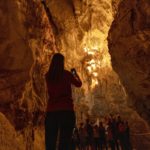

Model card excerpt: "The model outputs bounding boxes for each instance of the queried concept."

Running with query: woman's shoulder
[64,70,71,75]
[64,70,73,79]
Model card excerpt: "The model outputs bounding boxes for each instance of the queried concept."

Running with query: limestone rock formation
[46,0,126,118]
[0,113,24,150]
[0,0,33,120]
[0,0,55,129]
[0,0,150,149]
[108,0,150,125]
[0,0,55,149]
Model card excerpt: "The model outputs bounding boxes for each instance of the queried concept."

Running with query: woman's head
[46,53,64,82]
[51,53,64,68]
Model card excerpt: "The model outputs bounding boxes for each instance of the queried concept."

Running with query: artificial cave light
[82,29,112,89]
[91,78,98,89]
[93,72,98,77]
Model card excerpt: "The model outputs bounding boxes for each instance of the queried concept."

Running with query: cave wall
[0,113,25,150]
[0,0,33,121]
[0,0,56,129]
[108,0,150,125]
[46,0,150,148]
[46,0,127,119]
[0,0,150,149]
[0,0,55,149]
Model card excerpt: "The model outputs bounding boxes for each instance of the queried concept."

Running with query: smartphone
[71,68,76,75]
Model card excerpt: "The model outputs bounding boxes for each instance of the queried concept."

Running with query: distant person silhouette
[45,53,82,150]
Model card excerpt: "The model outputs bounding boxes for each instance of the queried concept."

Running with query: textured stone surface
[108,0,150,125]
[0,0,33,108]
[0,0,55,129]
[0,113,25,150]
[0,0,55,149]
[0,0,150,149]
[46,0,126,118]
[129,112,150,149]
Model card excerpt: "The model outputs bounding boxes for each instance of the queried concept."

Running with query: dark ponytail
[46,53,64,83]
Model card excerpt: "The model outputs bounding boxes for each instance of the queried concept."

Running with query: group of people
[71,115,132,150]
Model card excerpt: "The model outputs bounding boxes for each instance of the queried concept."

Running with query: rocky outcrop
[0,113,24,150]
[0,0,33,130]
[0,0,55,130]
[46,0,123,113]
[0,0,150,149]
[108,0,150,125]
[0,0,55,149]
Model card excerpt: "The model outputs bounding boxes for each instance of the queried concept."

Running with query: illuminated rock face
[0,0,55,149]
[0,0,33,116]
[0,113,25,150]
[46,0,127,119]
[108,0,150,125]
[0,0,150,149]
[47,0,150,148]
[0,0,55,128]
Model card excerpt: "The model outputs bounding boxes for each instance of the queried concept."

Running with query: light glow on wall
[82,29,111,89]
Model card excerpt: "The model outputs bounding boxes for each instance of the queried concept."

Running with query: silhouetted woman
[45,53,82,150]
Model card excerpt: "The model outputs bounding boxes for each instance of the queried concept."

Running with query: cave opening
[0,0,150,150]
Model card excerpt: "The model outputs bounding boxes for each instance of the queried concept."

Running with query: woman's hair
[46,53,64,82]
